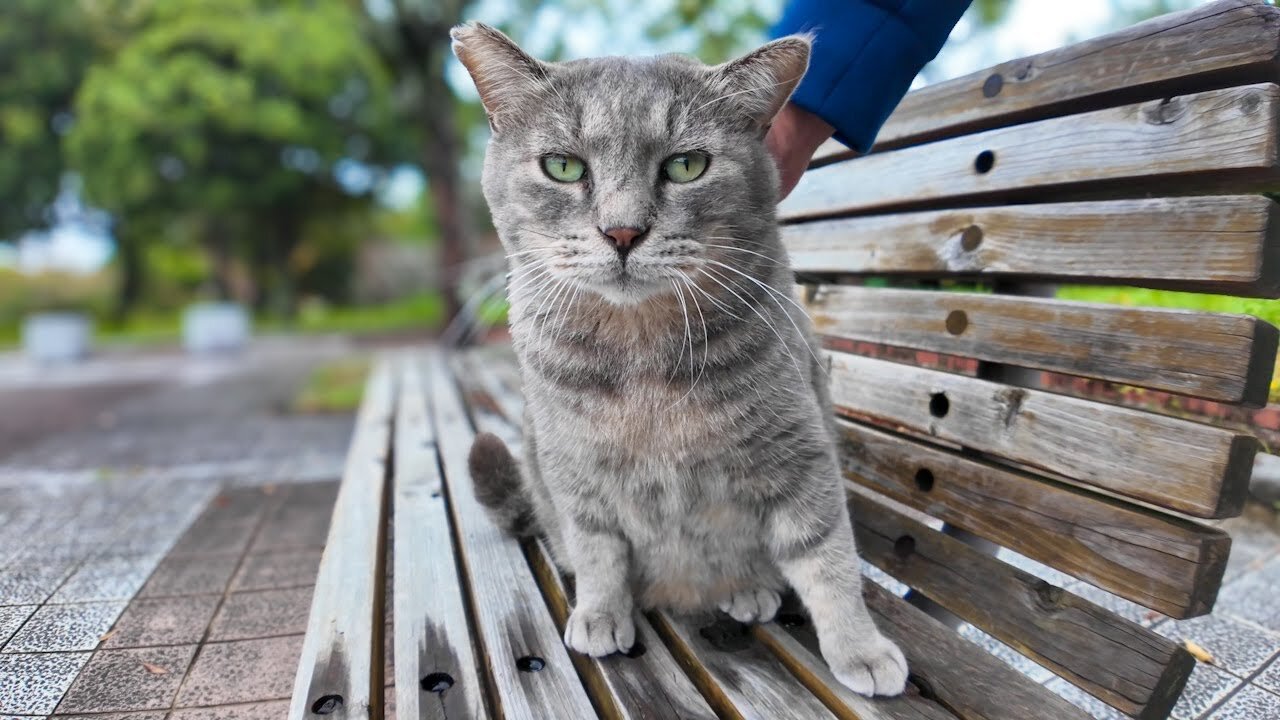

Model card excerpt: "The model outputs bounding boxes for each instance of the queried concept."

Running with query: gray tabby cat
[452,23,908,696]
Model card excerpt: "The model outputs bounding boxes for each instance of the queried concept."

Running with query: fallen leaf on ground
[98,630,117,644]
[141,662,169,675]
[1184,639,1215,664]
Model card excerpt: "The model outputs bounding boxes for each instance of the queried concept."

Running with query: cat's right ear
[451,23,550,132]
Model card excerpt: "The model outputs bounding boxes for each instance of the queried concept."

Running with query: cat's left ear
[451,22,551,131]
[711,35,811,129]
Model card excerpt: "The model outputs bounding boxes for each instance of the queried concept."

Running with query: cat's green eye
[542,154,586,182]
[662,152,709,183]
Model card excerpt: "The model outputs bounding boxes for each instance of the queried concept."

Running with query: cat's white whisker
[705,259,825,373]
[700,267,804,380]
[701,242,787,267]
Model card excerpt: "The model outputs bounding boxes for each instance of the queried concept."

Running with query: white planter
[22,312,92,363]
[183,302,250,354]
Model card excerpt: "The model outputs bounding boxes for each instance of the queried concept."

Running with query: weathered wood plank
[812,0,1280,162]
[290,359,393,720]
[751,623,956,720]
[426,350,598,720]
[648,611,839,720]
[804,284,1278,406]
[783,84,1280,221]
[778,586,1092,720]
[827,351,1257,518]
[838,420,1232,618]
[525,541,720,720]
[850,491,1195,719]
[452,353,719,720]
[783,196,1280,298]
[393,359,488,720]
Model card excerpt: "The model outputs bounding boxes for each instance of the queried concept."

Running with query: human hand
[765,102,835,200]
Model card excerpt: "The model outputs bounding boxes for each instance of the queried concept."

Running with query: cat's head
[452,24,809,306]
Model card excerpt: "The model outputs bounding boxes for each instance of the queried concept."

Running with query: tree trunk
[421,54,469,324]
[112,224,144,324]
[271,211,303,321]
[203,218,233,301]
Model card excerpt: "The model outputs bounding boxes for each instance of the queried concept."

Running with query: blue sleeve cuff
[772,0,971,152]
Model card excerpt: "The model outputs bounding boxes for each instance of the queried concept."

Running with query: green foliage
[0,1,97,240]
[291,357,371,414]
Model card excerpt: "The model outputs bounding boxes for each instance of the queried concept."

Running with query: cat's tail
[467,432,537,536]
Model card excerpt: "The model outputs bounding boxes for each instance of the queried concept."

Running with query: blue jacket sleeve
[772,0,971,152]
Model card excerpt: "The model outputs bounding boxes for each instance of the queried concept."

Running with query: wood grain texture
[290,359,393,720]
[451,353,719,720]
[783,84,1280,221]
[838,420,1232,619]
[827,351,1257,518]
[393,359,488,720]
[850,492,1195,719]
[648,611,839,720]
[804,284,1278,406]
[783,196,1280,298]
[780,585,1093,720]
[812,0,1280,162]
[751,624,956,720]
[425,350,598,720]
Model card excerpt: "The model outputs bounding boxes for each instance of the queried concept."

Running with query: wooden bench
[287,2,1280,718]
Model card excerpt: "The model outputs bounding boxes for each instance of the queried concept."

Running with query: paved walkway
[0,341,353,718]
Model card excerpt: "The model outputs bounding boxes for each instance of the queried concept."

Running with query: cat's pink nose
[601,226,647,252]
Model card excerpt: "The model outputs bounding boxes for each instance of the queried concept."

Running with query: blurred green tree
[67,0,397,318]
[0,1,97,242]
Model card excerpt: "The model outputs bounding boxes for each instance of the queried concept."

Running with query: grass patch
[291,357,371,414]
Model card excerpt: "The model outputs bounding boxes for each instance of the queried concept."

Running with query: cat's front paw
[826,632,908,697]
[564,606,635,657]
[718,588,781,624]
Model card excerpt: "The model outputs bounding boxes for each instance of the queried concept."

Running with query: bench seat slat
[290,359,394,719]
[814,0,1280,161]
[828,350,1256,519]
[783,197,1280,297]
[425,350,598,720]
[838,420,1232,618]
[393,360,488,720]
[783,584,1093,720]
[850,491,1195,719]
[783,84,1280,221]
[805,285,1277,406]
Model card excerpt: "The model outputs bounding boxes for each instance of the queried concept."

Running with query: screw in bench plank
[311,694,343,715]
[982,73,1003,98]
[516,655,545,672]
[421,672,455,693]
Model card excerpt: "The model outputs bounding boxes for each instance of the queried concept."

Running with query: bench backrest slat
[828,351,1256,520]
[784,197,1280,297]
[806,285,1278,406]
[814,0,1280,162]
[784,84,1279,221]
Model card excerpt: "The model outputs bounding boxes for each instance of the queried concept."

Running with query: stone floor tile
[248,502,330,553]
[1154,614,1280,678]
[55,713,167,719]
[1170,663,1242,720]
[177,635,303,706]
[103,595,221,648]
[0,606,36,647]
[860,562,909,597]
[1205,684,1280,719]
[230,548,322,591]
[1045,677,1127,720]
[168,518,259,557]
[3,601,126,653]
[0,652,91,715]
[55,644,197,713]
[996,548,1078,588]
[0,559,78,605]
[169,699,290,719]
[50,554,161,603]
[1257,654,1280,696]
[139,554,240,598]
[1213,556,1280,634]
[208,587,311,641]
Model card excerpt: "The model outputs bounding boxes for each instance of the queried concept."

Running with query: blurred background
[0,0,1224,354]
